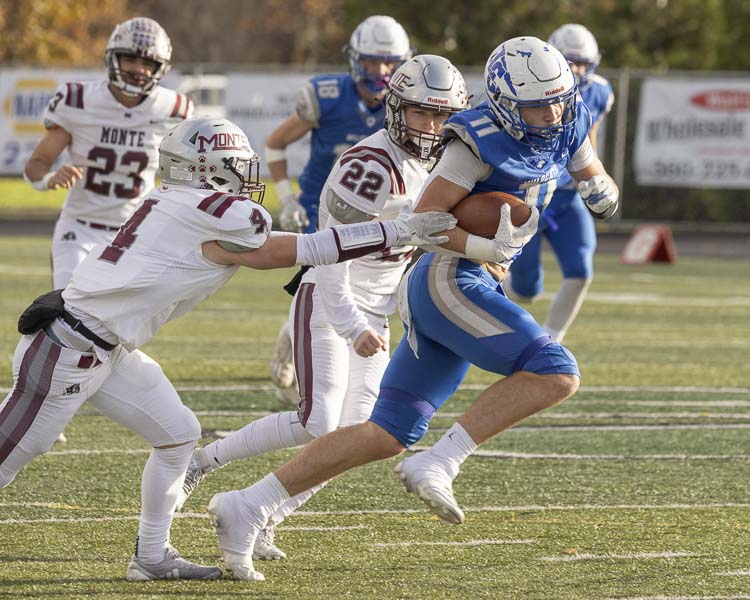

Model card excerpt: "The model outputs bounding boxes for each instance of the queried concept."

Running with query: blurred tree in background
[0,0,128,65]
[3,0,750,70]
[3,0,750,221]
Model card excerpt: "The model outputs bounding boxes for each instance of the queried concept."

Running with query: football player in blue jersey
[507,24,615,342]
[266,15,412,405]
[206,37,620,581]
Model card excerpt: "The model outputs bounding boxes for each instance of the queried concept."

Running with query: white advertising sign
[225,73,311,178]
[0,69,101,174]
[634,78,750,189]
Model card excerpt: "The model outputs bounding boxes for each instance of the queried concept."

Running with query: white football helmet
[385,55,469,162]
[345,15,412,94]
[105,17,172,97]
[159,117,265,202]
[548,24,601,84]
[485,36,578,153]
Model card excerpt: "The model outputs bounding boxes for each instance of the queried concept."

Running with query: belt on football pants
[76,219,120,232]
[61,311,117,351]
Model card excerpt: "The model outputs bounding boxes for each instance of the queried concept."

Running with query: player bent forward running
[0,116,454,581]
[206,36,619,582]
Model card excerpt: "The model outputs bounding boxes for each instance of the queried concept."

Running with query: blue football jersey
[580,73,614,126]
[557,74,614,189]
[298,73,386,203]
[443,101,592,213]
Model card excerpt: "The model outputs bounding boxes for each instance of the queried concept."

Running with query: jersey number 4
[98,199,157,264]
[84,146,149,199]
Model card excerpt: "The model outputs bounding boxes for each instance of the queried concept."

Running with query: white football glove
[278,186,310,232]
[494,203,540,267]
[578,175,619,220]
[390,211,457,246]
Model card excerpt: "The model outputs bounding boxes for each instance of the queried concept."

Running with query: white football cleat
[253,526,287,560]
[125,545,222,580]
[207,491,264,581]
[55,431,67,444]
[395,453,465,525]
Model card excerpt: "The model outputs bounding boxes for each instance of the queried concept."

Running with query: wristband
[24,171,53,192]
[463,234,497,262]
[265,146,287,164]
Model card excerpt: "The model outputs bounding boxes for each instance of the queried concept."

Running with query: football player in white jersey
[23,16,192,445]
[266,15,412,407]
[24,17,194,290]
[175,56,469,562]
[0,116,454,581]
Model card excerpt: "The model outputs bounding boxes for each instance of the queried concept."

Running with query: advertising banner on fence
[0,68,184,176]
[634,77,750,189]
[0,68,100,175]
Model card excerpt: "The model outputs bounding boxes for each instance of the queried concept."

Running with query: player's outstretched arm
[203,212,456,270]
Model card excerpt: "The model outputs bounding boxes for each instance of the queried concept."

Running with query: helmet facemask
[105,17,172,97]
[385,94,443,162]
[493,86,578,153]
[344,15,412,95]
[159,117,266,203]
[384,54,469,164]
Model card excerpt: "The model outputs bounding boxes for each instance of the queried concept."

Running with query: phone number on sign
[652,159,750,180]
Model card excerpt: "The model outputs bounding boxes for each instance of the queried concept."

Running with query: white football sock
[269,481,328,526]
[137,443,193,562]
[543,277,592,342]
[238,473,291,528]
[425,423,477,480]
[199,412,314,469]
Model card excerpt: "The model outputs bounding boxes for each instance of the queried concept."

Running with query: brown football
[451,191,532,238]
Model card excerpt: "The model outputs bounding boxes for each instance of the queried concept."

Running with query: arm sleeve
[314,215,370,341]
[567,136,596,173]
[426,139,492,192]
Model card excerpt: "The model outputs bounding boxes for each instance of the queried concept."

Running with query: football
[451,191,532,238]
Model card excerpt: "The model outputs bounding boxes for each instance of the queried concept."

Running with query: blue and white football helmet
[344,15,412,94]
[485,36,577,153]
[548,24,601,85]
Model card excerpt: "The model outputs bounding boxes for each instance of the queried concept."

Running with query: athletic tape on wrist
[265,146,287,164]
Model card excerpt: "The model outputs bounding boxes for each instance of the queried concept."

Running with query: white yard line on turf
[1,503,748,524]
[3,384,749,395]
[372,539,535,548]
[410,448,750,461]
[540,551,697,562]
[607,596,750,600]
[718,570,750,576]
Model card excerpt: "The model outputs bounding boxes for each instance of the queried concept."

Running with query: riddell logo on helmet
[197,132,249,153]
[545,86,565,96]
[426,96,449,105]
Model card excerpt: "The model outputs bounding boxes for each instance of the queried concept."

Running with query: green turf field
[0,232,749,597]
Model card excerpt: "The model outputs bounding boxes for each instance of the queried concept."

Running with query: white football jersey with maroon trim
[63,185,271,350]
[310,129,429,322]
[44,80,194,227]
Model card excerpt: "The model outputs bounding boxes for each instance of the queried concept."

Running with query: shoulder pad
[43,82,84,129]
[169,91,194,119]
[328,146,405,216]
[197,192,271,249]
[295,81,320,124]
